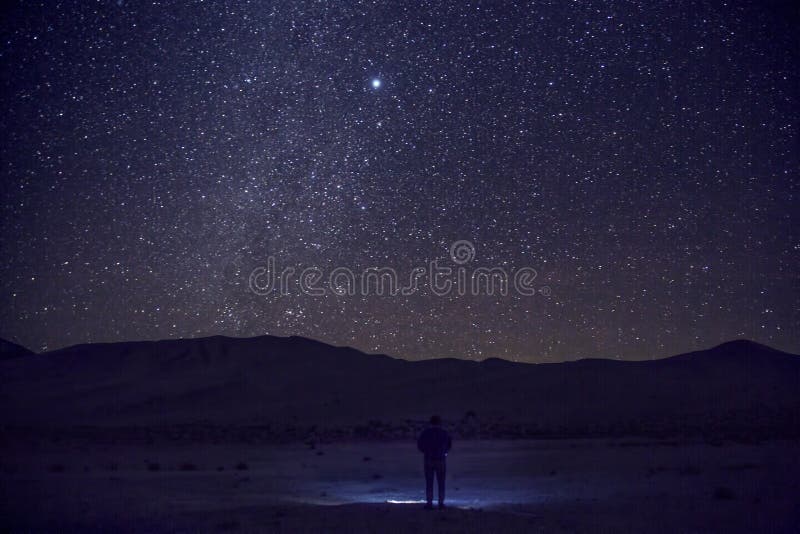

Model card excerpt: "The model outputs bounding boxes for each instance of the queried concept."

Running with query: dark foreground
[2,438,799,532]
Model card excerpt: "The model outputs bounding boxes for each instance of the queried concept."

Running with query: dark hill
[0,336,797,440]
[0,338,34,360]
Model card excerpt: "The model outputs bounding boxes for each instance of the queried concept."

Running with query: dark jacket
[417,426,452,461]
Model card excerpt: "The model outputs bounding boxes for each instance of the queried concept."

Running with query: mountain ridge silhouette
[3,334,792,364]
[1,335,797,438]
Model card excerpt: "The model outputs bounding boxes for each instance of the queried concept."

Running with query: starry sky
[1,0,798,361]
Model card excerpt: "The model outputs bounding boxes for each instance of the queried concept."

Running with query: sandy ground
[2,437,799,532]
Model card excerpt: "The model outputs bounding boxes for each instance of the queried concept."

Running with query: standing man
[417,415,452,509]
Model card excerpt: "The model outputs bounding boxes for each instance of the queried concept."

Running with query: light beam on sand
[386,499,426,504]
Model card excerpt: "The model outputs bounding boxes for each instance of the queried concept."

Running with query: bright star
[371,78,381,89]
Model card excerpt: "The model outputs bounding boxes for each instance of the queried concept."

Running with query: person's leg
[436,460,446,507]
[424,460,434,507]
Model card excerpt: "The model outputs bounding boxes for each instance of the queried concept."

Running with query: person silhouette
[416,415,452,509]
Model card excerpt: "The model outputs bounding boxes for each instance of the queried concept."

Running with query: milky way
[1,1,797,361]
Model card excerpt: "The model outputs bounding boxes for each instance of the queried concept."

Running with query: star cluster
[1,0,797,361]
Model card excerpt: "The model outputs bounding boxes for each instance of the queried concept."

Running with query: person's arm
[417,430,425,453]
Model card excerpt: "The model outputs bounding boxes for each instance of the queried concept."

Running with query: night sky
[1,1,797,361]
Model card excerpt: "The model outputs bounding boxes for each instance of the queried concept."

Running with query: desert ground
[2,336,798,531]
[2,435,799,532]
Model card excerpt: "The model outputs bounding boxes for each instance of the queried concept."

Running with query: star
[0,1,796,362]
